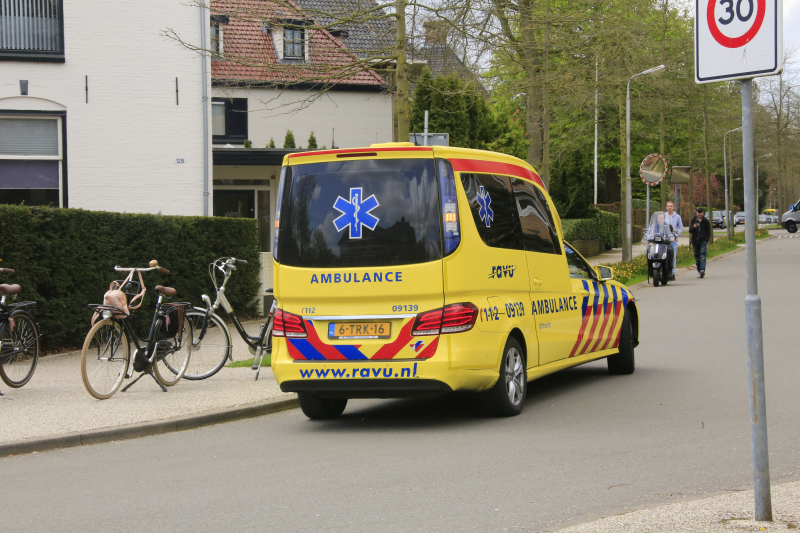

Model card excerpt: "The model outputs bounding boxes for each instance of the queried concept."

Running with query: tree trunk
[520,0,542,170]
[702,85,714,244]
[540,0,551,188]
[394,0,410,143]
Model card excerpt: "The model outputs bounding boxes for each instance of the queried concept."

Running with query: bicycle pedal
[251,365,258,370]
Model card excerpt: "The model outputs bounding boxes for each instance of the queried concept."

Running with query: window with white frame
[283,27,304,59]
[0,0,65,62]
[0,116,64,207]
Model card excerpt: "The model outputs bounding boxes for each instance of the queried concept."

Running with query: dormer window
[284,27,304,59]
[210,15,229,60]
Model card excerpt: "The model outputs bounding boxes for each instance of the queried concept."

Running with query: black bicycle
[0,266,40,395]
[81,261,192,399]
[183,257,275,381]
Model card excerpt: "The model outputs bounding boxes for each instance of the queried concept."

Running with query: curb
[627,235,775,292]
[0,396,299,458]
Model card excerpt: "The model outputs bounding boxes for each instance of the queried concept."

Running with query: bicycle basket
[111,280,141,300]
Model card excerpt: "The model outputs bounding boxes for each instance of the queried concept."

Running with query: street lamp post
[625,64,666,261]
[756,154,772,219]
[724,126,742,239]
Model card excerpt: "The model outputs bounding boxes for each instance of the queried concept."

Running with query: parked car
[781,201,800,233]
[712,211,726,228]
[758,214,768,224]
[734,212,746,225]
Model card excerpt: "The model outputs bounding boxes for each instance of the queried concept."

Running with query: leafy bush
[283,130,296,149]
[0,205,260,352]
[562,210,620,248]
[307,131,318,150]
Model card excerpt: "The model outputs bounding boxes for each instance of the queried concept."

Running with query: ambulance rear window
[276,158,442,268]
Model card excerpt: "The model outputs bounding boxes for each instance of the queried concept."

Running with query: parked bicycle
[0,266,40,395]
[183,257,275,381]
[81,260,192,399]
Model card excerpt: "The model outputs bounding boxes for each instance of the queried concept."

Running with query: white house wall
[211,87,392,149]
[0,1,211,216]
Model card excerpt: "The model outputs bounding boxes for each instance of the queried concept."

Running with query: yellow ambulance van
[270,143,639,419]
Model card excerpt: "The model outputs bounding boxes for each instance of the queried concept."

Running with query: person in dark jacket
[688,208,712,278]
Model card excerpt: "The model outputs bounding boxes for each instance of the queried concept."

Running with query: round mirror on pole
[640,154,668,236]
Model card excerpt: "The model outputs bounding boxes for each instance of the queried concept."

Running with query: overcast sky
[784,0,800,51]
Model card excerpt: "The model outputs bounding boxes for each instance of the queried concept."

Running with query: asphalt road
[2,236,799,532]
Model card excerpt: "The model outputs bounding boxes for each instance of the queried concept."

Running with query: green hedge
[562,210,620,249]
[0,205,261,352]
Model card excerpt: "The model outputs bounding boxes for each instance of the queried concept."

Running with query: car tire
[607,309,635,375]
[298,392,348,419]
[480,337,526,417]
[787,221,797,233]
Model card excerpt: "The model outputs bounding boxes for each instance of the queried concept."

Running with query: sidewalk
[0,319,294,446]
[556,480,800,532]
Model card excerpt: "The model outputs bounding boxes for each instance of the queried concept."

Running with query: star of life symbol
[333,187,380,239]
[477,185,493,227]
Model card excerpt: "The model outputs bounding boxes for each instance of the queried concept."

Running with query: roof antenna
[331,128,337,149]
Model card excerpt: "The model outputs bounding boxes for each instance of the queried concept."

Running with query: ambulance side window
[460,173,524,251]
[564,243,595,279]
[511,178,560,255]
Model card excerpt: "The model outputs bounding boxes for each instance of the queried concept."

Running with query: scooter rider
[664,201,683,280]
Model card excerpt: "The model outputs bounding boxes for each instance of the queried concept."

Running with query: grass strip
[601,229,770,285]
[227,354,271,368]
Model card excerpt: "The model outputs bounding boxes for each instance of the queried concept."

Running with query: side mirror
[595,266,614,282]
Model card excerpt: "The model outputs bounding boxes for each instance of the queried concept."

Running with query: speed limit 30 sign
[695,0,782,82]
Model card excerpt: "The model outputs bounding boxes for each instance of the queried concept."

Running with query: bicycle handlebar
[114,265,170,274]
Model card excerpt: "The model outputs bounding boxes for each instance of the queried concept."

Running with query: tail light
[411,303,478,336]
[441,303,479,333]
[272,309,307,338]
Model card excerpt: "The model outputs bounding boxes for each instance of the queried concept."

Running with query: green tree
[410,69,499,150]
[308,131,318,149]
[243,139,252,148]
[283,130,296,149]
[267,138,276,148]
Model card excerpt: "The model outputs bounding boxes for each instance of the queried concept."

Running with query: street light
[724,126,742,238]
[756,153,772,218]
[625,64,666,262]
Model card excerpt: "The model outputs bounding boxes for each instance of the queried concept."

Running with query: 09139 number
[505,302,525,317]
[393,304,418,312]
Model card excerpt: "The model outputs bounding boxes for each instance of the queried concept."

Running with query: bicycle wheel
[81,319,129,399]
[182,309,231,380]
[0,311,40,388]
[152,316,192,386]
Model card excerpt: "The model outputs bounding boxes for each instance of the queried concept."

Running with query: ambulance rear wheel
[607,309,635,375]
[298,392,347,419]
[480,337,526,417]
[787,221,797,233]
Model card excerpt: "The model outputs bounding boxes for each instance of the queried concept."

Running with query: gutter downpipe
[200,1,210,216]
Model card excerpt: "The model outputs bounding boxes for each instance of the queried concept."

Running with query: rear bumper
[280,378,453,398]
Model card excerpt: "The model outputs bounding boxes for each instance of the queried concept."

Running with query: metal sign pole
[646,185,650,228]
[741,78,773,522]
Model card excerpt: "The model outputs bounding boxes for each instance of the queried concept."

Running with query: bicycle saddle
[155,285,177,296]
[0,284,21,295]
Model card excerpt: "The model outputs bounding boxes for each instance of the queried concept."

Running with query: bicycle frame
[91,265,188,380]
[198,261,273,352]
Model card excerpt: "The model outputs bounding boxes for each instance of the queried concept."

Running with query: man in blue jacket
[688,208,711,278]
